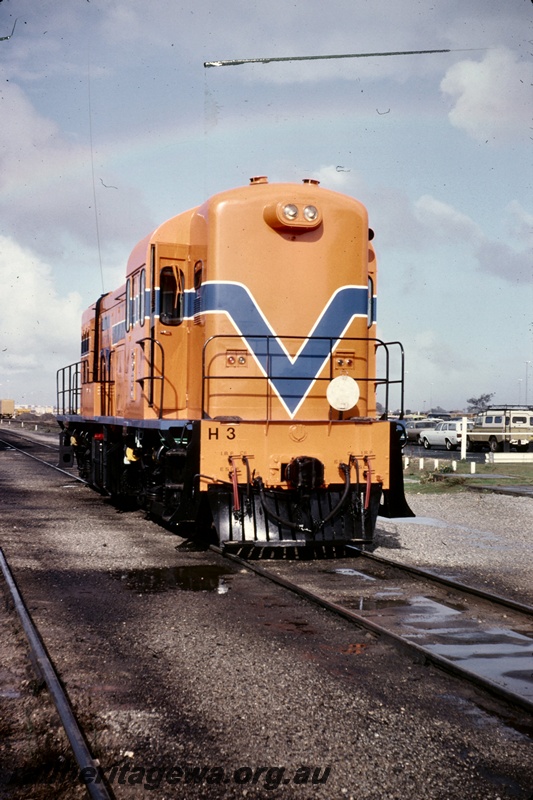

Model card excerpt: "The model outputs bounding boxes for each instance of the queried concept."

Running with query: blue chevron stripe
[190,281,369,416]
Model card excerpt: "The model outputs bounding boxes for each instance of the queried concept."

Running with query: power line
[204,47,485,69]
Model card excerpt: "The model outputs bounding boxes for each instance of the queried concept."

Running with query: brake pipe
[317,461,352,529]
[229,457,241,513]
[349,455,365,534]
[364,456,372,510]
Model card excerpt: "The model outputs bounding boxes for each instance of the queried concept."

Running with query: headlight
[264,201,322,230]
[303,205,318,221]
[282,203,299,220]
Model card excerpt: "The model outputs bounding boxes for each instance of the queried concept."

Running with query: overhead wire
[204,47,486,68]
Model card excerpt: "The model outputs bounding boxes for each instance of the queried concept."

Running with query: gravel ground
[0,441,532,800]
[374,493,533,606]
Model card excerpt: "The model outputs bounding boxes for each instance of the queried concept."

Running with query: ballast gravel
[375,492,533,605]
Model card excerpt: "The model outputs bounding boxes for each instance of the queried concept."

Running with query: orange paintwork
[78,178,390,490]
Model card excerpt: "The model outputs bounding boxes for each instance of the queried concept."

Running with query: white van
[467,406,533,452]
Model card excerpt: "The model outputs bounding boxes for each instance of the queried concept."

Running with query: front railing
[56,362,81,415]
[201,335,405,420]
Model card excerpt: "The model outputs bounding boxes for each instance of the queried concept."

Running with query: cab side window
[160,267,184,325]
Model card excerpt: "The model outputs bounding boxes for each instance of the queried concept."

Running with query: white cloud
[474,239,532,285]
[412,194,532,285]
[440,47,532,144]
[0,237,82,403]
[414,195,482,244]
[0,82,153,272]
[504,201,533,247]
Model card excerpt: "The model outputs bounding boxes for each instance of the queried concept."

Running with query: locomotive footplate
[207,481,382,548]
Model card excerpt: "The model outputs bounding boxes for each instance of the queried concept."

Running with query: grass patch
[403,459,533,493]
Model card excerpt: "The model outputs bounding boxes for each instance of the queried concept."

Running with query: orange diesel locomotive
[57,177,412,549]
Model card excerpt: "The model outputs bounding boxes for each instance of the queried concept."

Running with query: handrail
[99,351,115,417]
[56,362,81,415]
[201,334,405,421]
[375,340,406,419]
[137,337,165,418]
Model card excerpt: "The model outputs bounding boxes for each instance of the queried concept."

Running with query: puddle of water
[379,516,501,542]
[424,633,533,698]
[333,568,377,581]
[110,565,234,593]
[383,516,452,528]
[364,595,533,700]
[344,596,408,612]
[398,595,466,624]
[0,688,22,699]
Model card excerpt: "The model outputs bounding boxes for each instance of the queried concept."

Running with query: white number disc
[326,375,360,411]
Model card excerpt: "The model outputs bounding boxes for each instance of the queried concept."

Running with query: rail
[0,548,114,800]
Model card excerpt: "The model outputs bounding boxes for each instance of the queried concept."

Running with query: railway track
[213,544,533,717]
[3,427,533,722]
[0,429,85,483]
[0,547,114,800]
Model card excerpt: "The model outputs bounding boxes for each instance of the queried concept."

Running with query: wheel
[445,439,455,451]
[489,438,501,453]
[466,437,477,453]
[423,438,431,450]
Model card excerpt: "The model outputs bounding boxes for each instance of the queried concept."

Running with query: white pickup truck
[419,420,472,451]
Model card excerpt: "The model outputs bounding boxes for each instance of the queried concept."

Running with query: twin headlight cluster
[281,203,319,223]
[264,200,322,231]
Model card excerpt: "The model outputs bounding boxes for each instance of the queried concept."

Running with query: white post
[460,416,468,461]
[434,459,439,470]
[419,458,424,470]
[470,462,476,474]
[451,460,457,471]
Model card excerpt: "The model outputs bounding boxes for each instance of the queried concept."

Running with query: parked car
[404,419,439,444]
[419,420,473,451]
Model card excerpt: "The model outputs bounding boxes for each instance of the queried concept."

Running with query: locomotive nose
[285,456,325,490]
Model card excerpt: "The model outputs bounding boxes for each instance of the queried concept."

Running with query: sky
[0,0,532,412]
